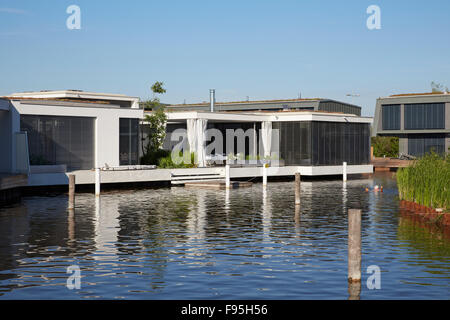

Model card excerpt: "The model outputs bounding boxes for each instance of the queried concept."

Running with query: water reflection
[0,175,448,299]
[262,187,272,242]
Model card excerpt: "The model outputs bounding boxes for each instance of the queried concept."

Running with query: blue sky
[1,0,449,116]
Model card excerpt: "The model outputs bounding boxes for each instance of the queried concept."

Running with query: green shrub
[140,149,170,165]
[371,136,399,158]
[397,152,450,210]
[157,152,196,168]
[141,149,196,168]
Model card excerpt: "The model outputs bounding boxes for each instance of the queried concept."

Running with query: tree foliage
[371,136,399,158]
[431,81,449,93]
[141,81,168,160]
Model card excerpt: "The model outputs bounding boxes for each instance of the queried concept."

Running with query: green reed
[397,152,450,211]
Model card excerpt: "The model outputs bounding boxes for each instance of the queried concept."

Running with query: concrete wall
[10,100,143,170]
[399,137,408,155]
[27,165,374,186]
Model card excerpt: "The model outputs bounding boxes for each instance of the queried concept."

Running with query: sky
[0,0,449,116]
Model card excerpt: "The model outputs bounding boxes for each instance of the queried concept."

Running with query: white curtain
[196,119,208,167]
[261,121,272,158]
[186,119,197,155]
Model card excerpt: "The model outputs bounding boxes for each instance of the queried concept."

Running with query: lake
[0,173,449,299]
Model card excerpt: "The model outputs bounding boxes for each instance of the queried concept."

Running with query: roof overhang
[163,111,372,124]
[7,90,140,108]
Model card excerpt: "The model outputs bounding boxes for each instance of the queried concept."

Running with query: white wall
[11,101,143,169]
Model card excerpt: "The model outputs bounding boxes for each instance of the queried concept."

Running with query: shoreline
[399,200,450,228]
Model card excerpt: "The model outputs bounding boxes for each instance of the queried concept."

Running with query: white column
[196,119,208,167]
[343,162,348,182]
[95,168,101,196]
[261,121,272,158]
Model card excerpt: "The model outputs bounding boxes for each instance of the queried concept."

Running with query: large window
[274,121,370,166]
[120,118,139,165]
[408,134,445,157]
[21,115,95,170]
[382,104,401,130]
[404,103,445,130]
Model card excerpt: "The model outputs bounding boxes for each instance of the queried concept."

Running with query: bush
[141,149,196,168]
[371,136,399,158]
[140,149,170,165]
[157,152,196,168]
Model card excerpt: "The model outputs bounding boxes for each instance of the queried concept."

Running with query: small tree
[141,82,168,160]
[144,107,167,154]
[431,81,449,93]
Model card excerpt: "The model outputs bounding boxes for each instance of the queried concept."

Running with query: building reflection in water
[261,187,272,242]
[93,196,120,263]
[186,189,207,244]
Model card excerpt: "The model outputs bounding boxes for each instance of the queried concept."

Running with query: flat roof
[383,92,450,98]
[167,97,361,108]
[168,98,324,107]
[2,97,111,105]
[6,90,140,108]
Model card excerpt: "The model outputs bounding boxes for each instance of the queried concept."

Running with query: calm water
[0,173,449,299]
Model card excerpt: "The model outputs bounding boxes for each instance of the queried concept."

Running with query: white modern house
[0,90,143,186]
[161,110,374,178]
[1,90,373,189]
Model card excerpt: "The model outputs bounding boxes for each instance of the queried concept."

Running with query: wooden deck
[184,181,253,189]
[372,158,413,171]
[0,174,28,191]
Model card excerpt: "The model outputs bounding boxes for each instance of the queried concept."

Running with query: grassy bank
[396,152,450,211]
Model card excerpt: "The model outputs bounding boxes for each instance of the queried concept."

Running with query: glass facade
[407,134,445,157]
[119,118,139,165]
[21,115,95,170]
[382,104,401,130]
[404,103,445,130]
[274,121,371,166]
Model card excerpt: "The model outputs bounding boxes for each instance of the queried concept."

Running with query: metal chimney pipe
[210,89,215,112]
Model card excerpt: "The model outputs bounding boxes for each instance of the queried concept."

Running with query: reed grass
[397,152,450,211]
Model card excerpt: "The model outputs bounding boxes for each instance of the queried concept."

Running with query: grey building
[373,92,450,157]
[165,98,361,116]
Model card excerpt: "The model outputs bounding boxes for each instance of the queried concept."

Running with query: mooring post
[348,208,362,283]
[95,168,101,197]
[225,164,230,189]
[68,174,75,209]
[295,172,301,206]
[343,162,347,182]
[263,163,268,187]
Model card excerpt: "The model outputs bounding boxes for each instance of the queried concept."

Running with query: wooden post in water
[348,209,361,282]
[295,172,301,206]
[68,174,75,209]
[95,168,101,197]
[225,164,230,189]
